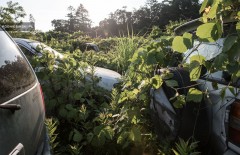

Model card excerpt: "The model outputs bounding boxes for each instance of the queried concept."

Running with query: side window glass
[18,45,34,58]
[0,30,36,103]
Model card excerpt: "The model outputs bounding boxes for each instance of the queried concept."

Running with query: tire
[152,67,210,149]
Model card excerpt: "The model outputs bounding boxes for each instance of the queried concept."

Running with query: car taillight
[229,100,240,145]
[39,83,45,112]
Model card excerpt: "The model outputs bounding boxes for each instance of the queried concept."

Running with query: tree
[52,4,92,34]
[0,1,26,29]
[75,4,92,32]
[95,0,201,37]
[29,14,35,23]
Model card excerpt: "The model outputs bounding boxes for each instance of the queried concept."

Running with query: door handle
[9,143,25,155]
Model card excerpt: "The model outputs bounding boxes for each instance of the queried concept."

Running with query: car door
[0,29,46,154]
[197,71,240,154]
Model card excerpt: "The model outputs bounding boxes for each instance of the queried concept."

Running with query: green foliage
[45,118,60,155]
[0,1,26,31]
[9,1,240,154]
[186,88,203,103]
[196,22,221,42]
[172,138,200,155]
[172,33,193,53]
[114,36,143,73]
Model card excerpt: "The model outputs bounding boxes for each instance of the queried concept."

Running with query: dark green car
[0,27,51,154]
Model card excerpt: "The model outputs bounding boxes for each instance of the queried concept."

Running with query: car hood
[93,67,121,91]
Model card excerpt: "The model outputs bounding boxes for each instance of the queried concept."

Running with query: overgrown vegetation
[2,0,240,154]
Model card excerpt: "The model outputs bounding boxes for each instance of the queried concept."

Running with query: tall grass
[114,35,142,74]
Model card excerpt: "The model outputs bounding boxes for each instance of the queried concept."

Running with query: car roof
[14,38,38,43]
[174,17,237,36]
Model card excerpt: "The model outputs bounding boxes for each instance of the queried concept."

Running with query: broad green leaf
[183,32,193,48]
[227,42,240,62]
[73,130,83,142]
[165,80,179,87]
[146,49,164,65]
[173,95,186,108]
[129,126,141,142]
[213,53,228,69]
[74,92,82,100]
[196,23,219,42]
[189,56,205,81]
[190,55,205,65]
[199,0,209,13]
[151,75,163,89]
[146,49,157,65]
[155,50,164,64]
[207,2,220,19]
[190,65,202,81]
[186,88,203,103]
[227,62,239,74]
[172,33,193,53]
[172,36,187,53]
[222,36,238,52]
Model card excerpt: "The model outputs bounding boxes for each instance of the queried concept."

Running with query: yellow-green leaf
[199,0,209,13]
[196,23,219,42]
[186,88,203,103]
[207,2,220,19]
[151,75,163,89]
[172,33,193,53]
[172,36,187,53]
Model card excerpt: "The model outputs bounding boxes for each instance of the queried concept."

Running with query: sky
[0,0,149,32]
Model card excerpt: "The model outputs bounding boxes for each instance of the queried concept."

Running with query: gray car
[0,27,51,154]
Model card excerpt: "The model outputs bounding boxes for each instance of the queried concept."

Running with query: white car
[151,19,240,155]
[14,38,121,91]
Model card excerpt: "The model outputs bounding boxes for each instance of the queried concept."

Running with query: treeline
[51,0,201,37]
[0,0,201,38]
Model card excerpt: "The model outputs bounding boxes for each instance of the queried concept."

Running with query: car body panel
[94,67,121,90]
[0,83,45,155]
[0,28,50,154]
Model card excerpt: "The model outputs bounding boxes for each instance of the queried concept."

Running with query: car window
[18,44,35,58]
[0,28,36,103]
[28,42,63,58]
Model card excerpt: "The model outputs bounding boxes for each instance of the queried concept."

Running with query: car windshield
[183,38,224,63]
[28,41,63,58]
